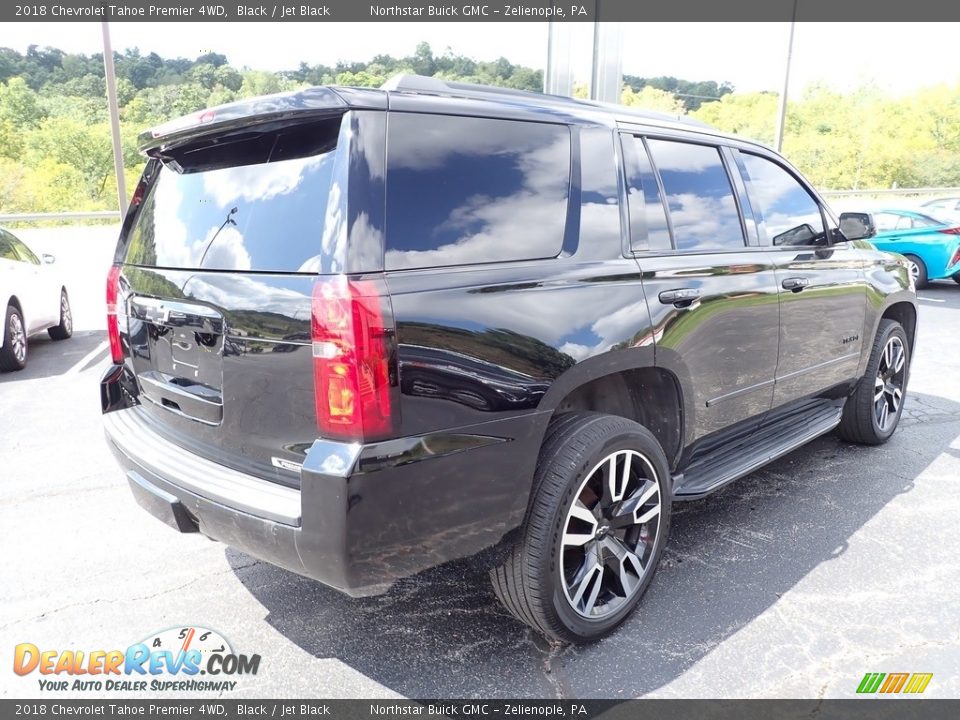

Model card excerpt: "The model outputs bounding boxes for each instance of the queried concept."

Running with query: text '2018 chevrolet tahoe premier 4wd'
[102,76,917,643]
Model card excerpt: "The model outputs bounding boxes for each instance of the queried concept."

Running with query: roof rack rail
[379,73,716,132]
[381,73,563,101]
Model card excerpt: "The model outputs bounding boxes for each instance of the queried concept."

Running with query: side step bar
[673,403,843,500]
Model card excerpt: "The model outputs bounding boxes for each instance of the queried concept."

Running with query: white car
[0,227,72,371]
[920,197,960,225]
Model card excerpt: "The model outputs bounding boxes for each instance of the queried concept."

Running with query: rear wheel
[0,305,27,371]
[490,412,671,643]
[48,289,73,340]
[838,319,909,445]
[904,254,928,289]
[952,271,960,285]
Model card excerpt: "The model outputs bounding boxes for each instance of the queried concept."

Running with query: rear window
[384,113,570,271]
[123,116,342,273]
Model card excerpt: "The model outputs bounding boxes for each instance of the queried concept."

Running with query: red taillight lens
[950,246,960,269]
[938,226,960,235]
[311,277,395,441]
[130,181,145,208]
[106,264,123,364]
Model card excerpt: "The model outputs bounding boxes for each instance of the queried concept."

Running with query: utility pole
[101,21,128,217]
[544,22,574,96]
[546,2,623,103]
[774,3,798,153]
[590,21,623,104]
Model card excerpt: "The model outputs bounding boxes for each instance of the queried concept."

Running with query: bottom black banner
[2,700,959,720]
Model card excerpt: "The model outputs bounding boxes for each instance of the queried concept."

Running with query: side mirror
[838,212,876,241]
[42,254,56,264]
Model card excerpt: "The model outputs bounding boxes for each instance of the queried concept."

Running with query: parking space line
[66,340,109,375]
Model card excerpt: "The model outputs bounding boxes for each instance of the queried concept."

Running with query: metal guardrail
[820,187,960,198]
[0,211,122,223]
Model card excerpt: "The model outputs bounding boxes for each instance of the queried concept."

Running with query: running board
[672,404,843,500]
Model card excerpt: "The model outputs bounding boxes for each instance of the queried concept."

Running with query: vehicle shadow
[227,390,960,698]
[0,330,107,383]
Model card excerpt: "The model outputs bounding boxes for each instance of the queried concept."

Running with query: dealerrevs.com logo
[13,626,261,693]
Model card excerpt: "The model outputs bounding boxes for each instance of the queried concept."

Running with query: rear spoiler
[138,86,386,155]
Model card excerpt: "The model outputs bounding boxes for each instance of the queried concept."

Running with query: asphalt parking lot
[1,228,959,699]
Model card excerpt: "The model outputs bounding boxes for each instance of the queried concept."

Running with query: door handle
[658,288,701,307]
[781,277,809,292]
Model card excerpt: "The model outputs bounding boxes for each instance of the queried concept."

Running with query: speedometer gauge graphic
[139,626,233,661]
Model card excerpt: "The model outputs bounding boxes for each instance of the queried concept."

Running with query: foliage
[624,75,734,112]
[0,42,545,213]
[621,86,685,116]
[0,41,958,214]
[691,92,779,145]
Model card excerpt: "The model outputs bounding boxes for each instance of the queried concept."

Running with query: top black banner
[5,0,960,22]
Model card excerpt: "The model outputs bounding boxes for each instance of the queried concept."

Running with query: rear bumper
[102,370,548,596]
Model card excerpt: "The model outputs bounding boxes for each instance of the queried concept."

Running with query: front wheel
[838,319,910,445]
[490,412,672,643]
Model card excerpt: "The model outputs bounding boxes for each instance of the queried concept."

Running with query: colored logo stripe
[857,672,932,694]
[903,673,933,694]
[879,673,909,693]
[857,673,885,693]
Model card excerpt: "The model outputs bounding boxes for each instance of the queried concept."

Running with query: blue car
[869,209,960,288]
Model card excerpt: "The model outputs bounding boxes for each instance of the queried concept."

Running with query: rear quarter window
[384,114,570,271]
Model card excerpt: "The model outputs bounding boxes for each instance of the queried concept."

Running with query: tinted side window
[739,153,826,247]
[646,139,745,252]
[909,214,941,228]
[621,134,671,252]
[385,114,570,270]
[0,232,18,261]
[873,213,899,233]
[10,237,40,265]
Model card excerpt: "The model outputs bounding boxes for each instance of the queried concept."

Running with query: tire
[838,319,910,445]
[47,289,73,340]
[952,272,960,285]
[490,412,672,643]
[0,305,28,372]
[904,254,928,289]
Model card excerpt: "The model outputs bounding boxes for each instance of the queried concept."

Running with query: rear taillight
[938,227,960,235]
[950,246,960,269]
[129,181,146,208]
[311,277,395,442]
[106,264,123,364]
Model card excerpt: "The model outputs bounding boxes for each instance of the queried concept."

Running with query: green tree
[0,77,46,127]
[692,91,779,145]
[240,70,282,97]
[25,118,115,198]
[621,85,685,115]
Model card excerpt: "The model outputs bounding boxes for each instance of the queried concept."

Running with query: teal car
[870,209,960,288]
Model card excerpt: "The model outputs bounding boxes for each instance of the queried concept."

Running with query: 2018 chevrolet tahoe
[101,76,917,642]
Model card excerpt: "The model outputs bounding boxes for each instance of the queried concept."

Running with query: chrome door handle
[658,288,701,307]
[781,277,809,291]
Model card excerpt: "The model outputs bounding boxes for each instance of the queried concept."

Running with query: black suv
[102,76,917,642]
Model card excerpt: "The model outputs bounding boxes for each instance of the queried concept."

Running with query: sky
[1,22,957,96]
